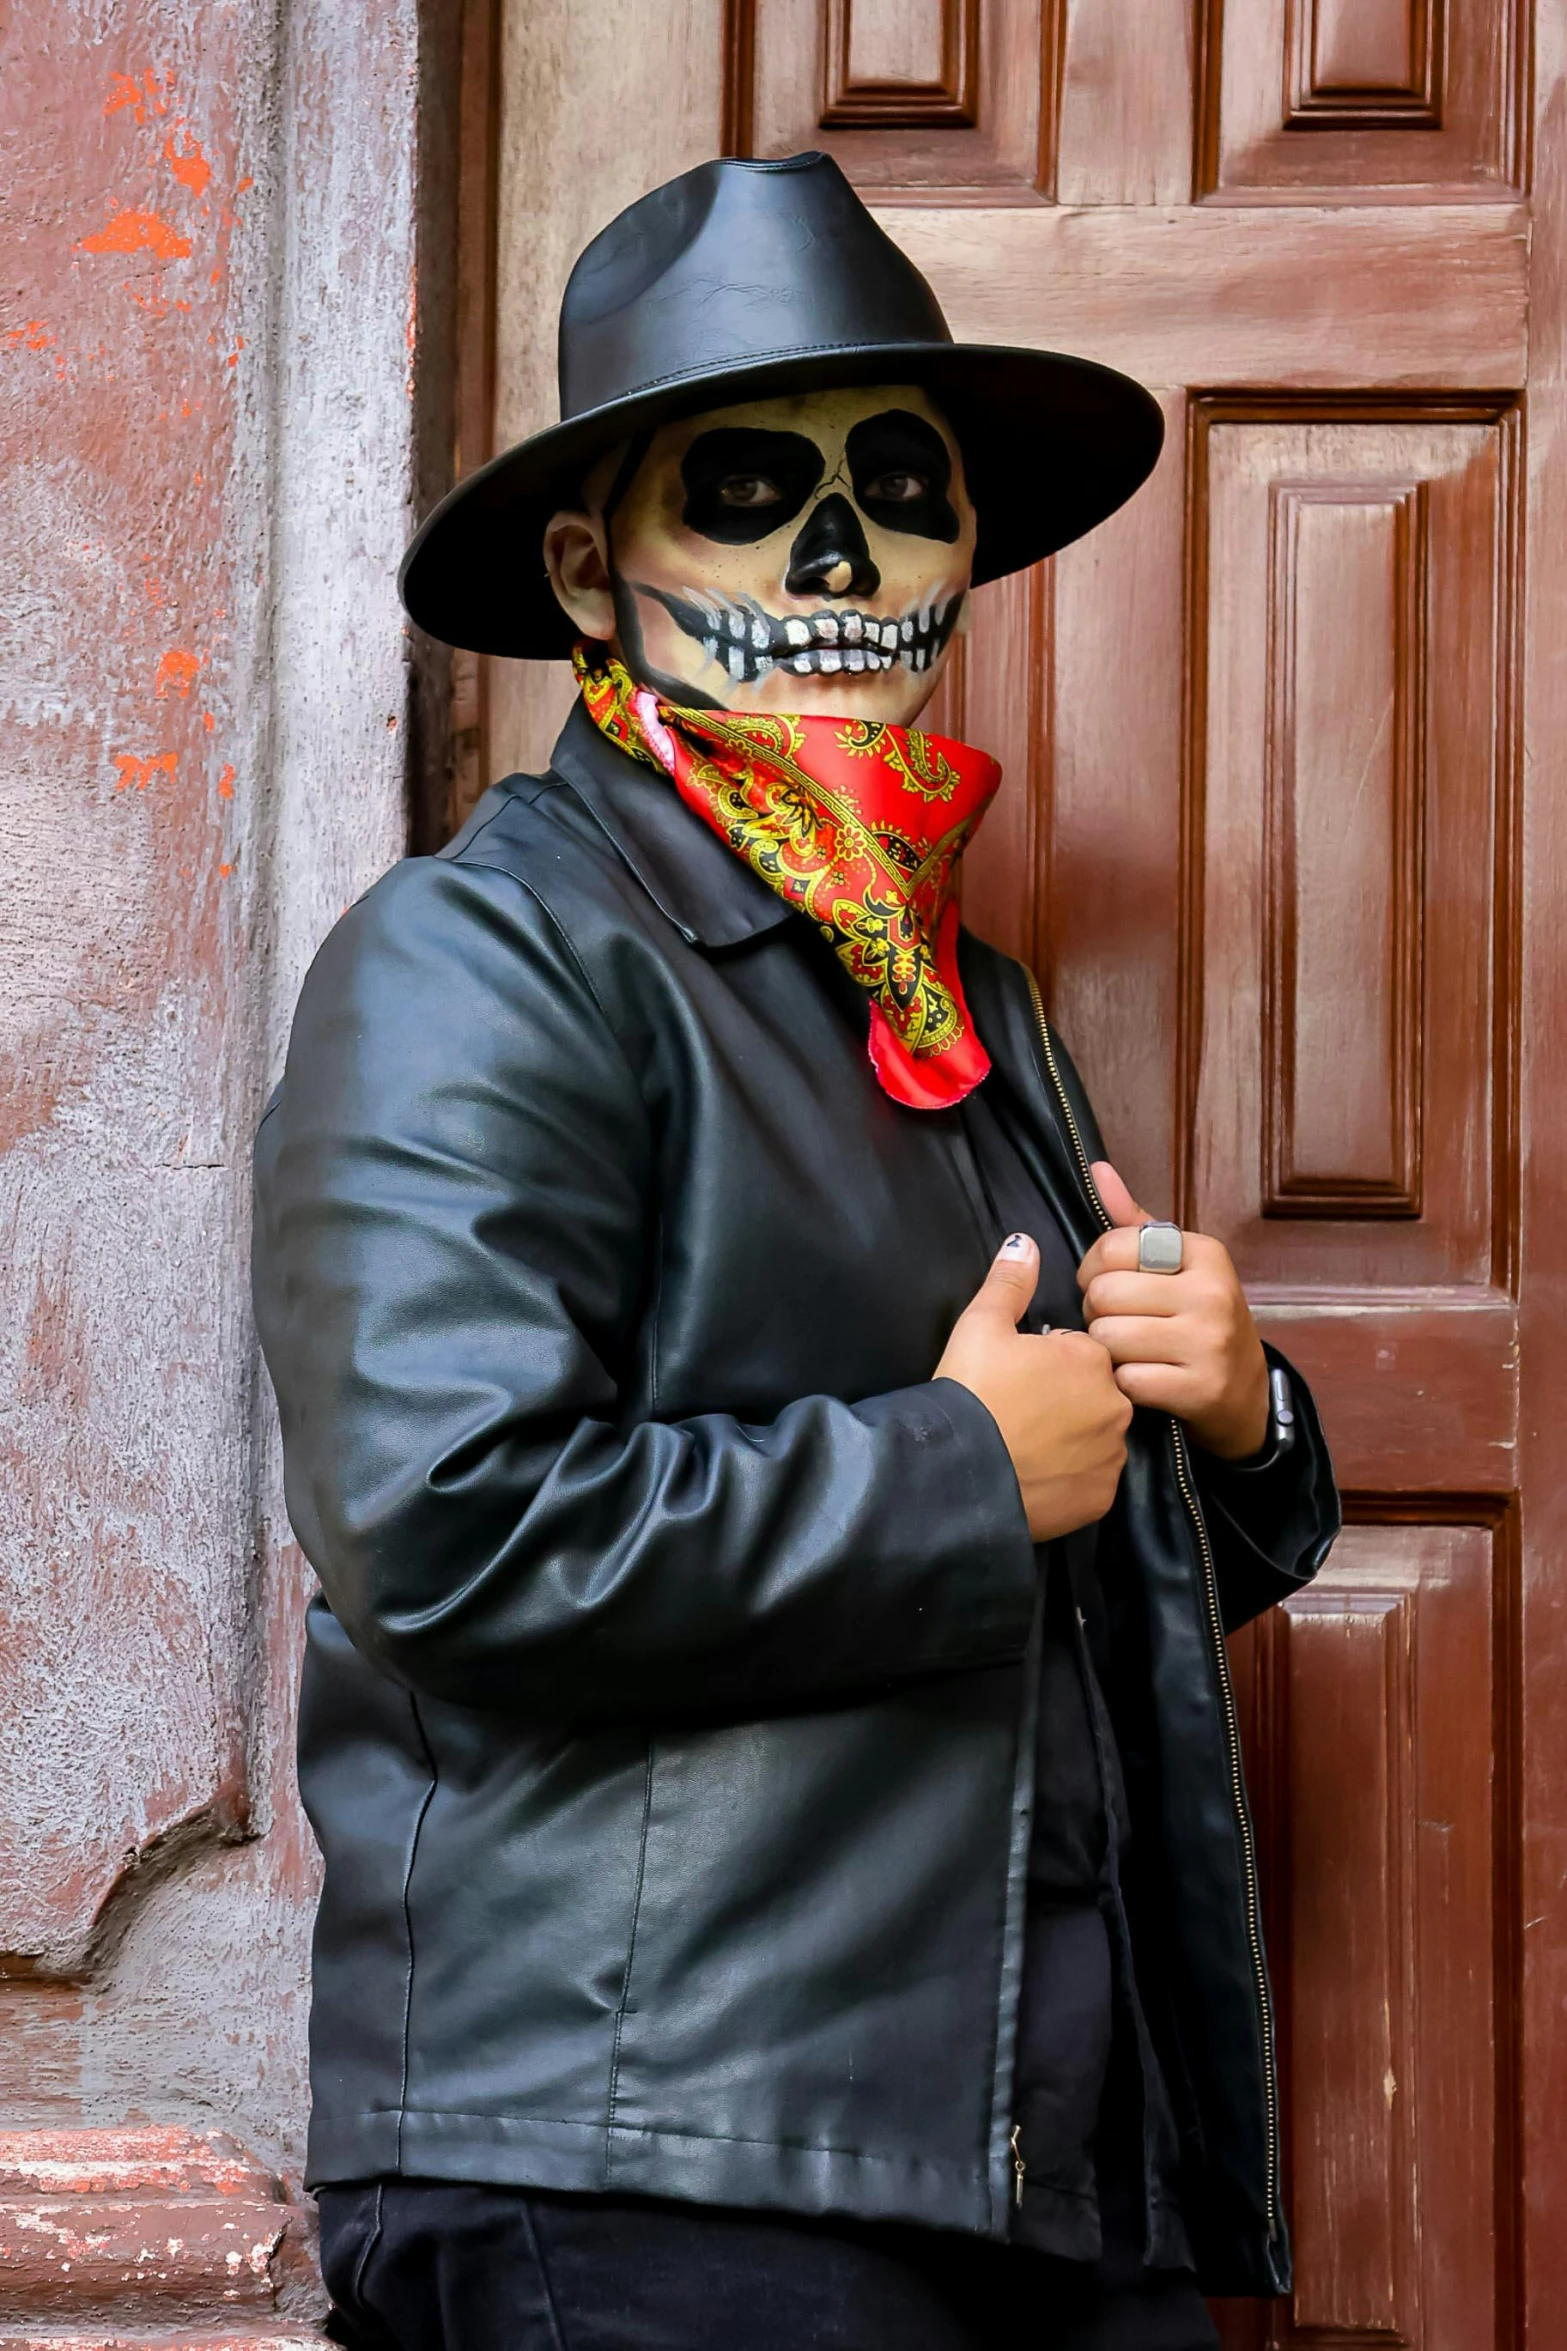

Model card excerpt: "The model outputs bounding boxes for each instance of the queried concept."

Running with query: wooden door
[469,3,1567,2340]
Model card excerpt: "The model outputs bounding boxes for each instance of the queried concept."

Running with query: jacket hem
[306,2107,995,2236]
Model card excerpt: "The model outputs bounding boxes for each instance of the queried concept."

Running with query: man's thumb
[965,1232,1039,1327]
[1090,1160,1151,1230]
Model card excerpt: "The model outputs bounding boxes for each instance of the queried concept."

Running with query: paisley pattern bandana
[573,644,1001,1111]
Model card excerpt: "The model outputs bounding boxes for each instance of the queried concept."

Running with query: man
[254,154,1338,2350]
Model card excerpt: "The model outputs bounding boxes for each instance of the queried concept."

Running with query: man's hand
[1077,1162,1269,1462]
[936,1234,1133,1541]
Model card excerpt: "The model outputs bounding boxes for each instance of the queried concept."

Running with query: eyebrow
[680,427,824,491]
[844,410,953,484]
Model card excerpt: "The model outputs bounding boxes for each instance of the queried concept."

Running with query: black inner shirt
[954,1084,1193,2273]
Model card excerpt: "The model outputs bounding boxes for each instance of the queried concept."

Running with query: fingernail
[1000,1233,1030,1258]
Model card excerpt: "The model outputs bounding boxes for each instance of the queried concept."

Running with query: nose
[784,494,881,601]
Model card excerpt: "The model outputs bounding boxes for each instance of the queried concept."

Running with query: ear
[543,508,616,641]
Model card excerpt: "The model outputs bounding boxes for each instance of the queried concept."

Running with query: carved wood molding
[1229,1497,1521,2348]
[0,2129,319,2345]
[1284,0,1443,130]
[1194,0,1527,199]
[1178,392,1521,1288]
[819,0,979,130]
[722,0,757,156]
[433,0,504,849]
[1260,476,1428,1220]
[724,0,1061,200]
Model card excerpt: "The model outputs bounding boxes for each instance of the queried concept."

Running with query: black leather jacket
[253,702,1339,2295]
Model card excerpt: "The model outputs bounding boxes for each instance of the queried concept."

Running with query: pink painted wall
[0,1,436,2331]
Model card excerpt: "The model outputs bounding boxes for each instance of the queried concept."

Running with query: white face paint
[545,382,976,725]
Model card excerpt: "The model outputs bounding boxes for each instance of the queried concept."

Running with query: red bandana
[573,646,1001,1111]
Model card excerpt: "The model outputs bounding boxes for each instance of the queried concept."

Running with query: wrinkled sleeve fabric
[252,853,1038,1722]
[1193,1345,1340,1633]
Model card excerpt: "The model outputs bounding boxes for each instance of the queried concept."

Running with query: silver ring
[1137,1220,1184,1275]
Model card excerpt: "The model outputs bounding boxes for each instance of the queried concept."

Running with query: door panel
[1188,404,1514,1292]
[1233,1520,1506,2351]
[740,0,1052,193]
[1197,0,1527,197]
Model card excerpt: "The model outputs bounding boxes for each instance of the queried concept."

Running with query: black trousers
[319,2180,1220,2351]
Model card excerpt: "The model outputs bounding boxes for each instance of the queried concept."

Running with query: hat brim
[399,343,1164,659]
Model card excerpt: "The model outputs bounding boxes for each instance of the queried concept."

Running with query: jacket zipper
[1010,2122,1026,2208]
[1022,968,1281,2245]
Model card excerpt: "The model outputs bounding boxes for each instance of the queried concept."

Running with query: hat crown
[558,153,953,425]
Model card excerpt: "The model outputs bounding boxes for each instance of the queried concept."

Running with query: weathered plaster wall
[0,0,429,2267]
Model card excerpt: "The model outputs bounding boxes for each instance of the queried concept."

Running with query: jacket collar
[547,704,1090,1215]
[546,697,794,949]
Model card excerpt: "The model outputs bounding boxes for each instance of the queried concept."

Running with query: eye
[864,469,927,504]
[718,473,783,509]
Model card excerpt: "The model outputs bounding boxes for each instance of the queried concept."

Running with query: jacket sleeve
[252,854,1039,1721]
[1192,1345,1340,1632]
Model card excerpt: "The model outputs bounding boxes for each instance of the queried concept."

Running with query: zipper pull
[1010,2122,1026,2208]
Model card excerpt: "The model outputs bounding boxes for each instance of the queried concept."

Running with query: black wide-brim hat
[401,153,1163,660]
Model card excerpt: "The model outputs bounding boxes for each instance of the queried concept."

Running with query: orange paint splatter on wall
[217,765,235,800]
[154,649,201,699]
[7,320,54,352]
[103,68,171,125]
[113,751,177,792]
[162,130,212,197]
[78,209,192,263]
[203,711,216,733]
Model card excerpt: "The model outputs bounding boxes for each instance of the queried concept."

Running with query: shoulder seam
[460,854,648,1114]
[439,771,562,863]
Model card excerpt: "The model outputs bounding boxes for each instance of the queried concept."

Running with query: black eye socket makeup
[845,410,960,543]
[681,427,825,544]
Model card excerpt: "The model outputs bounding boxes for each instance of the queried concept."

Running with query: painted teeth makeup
[639,588,964,687]
[565,380,976,723]
[638,574,967,694]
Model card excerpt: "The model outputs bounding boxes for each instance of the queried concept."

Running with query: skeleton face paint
[578,384,975,722]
